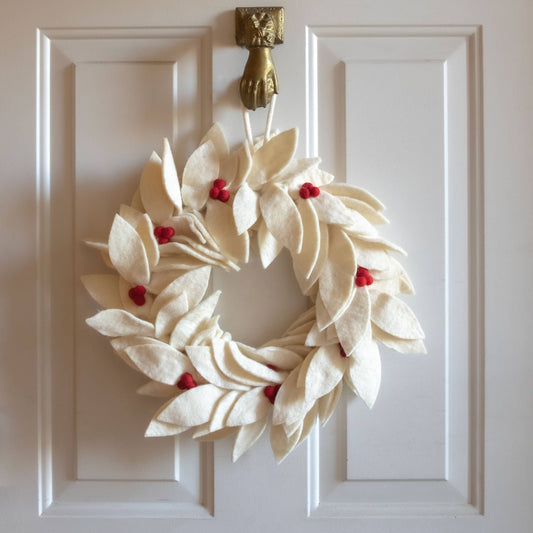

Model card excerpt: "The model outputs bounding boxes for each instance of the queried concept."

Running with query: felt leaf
[355,245,391,272]
[353,233,407,256]
[273,157,322,189]
[181,140,219,210]
[254,346,303,370]
[226,387,271,427]
[145,419,188,437]
[130,188,143,211]
[139,151,175,224]
[108,214,150,285]
[136,214,159,269]
[209,390,242,432]
[86,309,154,337]
[155,292,188,339]
[119,204,144,228]
[169,291,221,349]
[315,292,334,332]
[372,324,427,354]
[335,287,371,356]
[230,342,287,383]
[186,345,249,391]
[340,196,389,225]
[346,339,381,408]
[212,339,270,387]
[284,320,314,337]
[137,380,179,398]
[295,404,318,447]
[157,384,225,426]
[370,293,425,339]
[152,256,206,272]
[270,421,302,464]
[319,227,357,323]
[162,138,182,213]
[125,344,193,385]
[318,381,343,426]
[257,220,282,268]
[272,366,314,426]
[81,274,122,309]
[322,183,386,211]
[159,242,230,269]
[293,199,320,279]
[305,321,329,347]
[233,183,260,234]
[200,123,229,160]
[260,183,303,253]
[247,128,298,189]
[303,344,346,401]
[232,419,268,462]
[151,267,211,319]
[206,200,249,263]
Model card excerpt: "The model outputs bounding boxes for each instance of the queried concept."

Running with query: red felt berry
[365,274,374,285]
[310,186,320,197]
[355,276,367,287]
[357,266,369,276]
[209,187,220,199]
[132,285,146,295]
[153,226,163,237]
[128,285,147,306]
[302,182,313,190]
[264,385,280,404]
[177,372,197,390]
[213,178,226,189]
[160,226,174,239]
[339,344,347,358]
[158,237,169,244]
[299,186,311,199]
[218,189,230,202]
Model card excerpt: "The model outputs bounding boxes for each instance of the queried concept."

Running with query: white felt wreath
[82,122,426,462]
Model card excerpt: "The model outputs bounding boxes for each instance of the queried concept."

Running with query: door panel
[2,1,532,532]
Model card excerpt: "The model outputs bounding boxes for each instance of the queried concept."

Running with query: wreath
[82,121,425,463]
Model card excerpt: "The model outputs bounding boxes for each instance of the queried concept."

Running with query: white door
[1,0,532,531]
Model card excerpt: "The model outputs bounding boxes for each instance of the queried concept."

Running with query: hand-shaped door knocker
[235,7,284,110]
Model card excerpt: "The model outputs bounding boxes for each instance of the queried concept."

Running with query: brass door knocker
[235,7,284,110]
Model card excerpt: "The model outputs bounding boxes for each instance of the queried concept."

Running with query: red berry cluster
[154,225,175,244]
[264,384,280,404]
[209,178,230,202]
[128,285,147,306]
[338,343,347,358]
[177,372,197,390]
[299,182,320,199]
[355,266,373,287]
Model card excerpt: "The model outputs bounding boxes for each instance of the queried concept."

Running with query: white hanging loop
[264,93,277,142]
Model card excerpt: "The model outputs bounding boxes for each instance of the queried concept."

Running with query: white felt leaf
[137,380,179,398]
[206,200,249,263]
[260,183,303,253]
[233,182,260,234]
[257,220,282,268]
[158,242,230,269]
[81,274,122,309]
[319,227,357,323]
[145,419,188,437]
[315,292,334,332]
[157,384,225,426]
[130,188,143,211]
[346,339,381,408]
[119,204,144,228]
[169,291,221,349]
[125,344,193,385]
[341,196,389,225]
[162,138,182,213]
[272,366,314,426]
[86,309,154,337]
[353,233,407,256]
[181,140,219,210]
[155,292,188,339]
[254,346,303,370]
[305,321,329,347]
[136,214,159,269]
[139,151,175,224]
[355,245,391,272]
[284,306,316,333]
[372,324,427,354]
[186,345,249,391]
[226,387,271,427]
[247,128,298,189]
[303,344,346,401]
[230,342,287,384]
[318,381,343,426]
[273,157,324,190]
[295,405,318,447]
[232,419,268,462]
[322,183,386,211]
[335,287,371,356]
[370,293,425,339]
[284,320,314,337]
[212,339,270,387]
[293,199,320,279]
[297,348,316,388]
[200,123,229,160]
[152,256,206,272]
[209,390,242,432]
[110,336,166,371]
[151,267,211,319]
[270,421,302,464]
[108,214,150,286]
